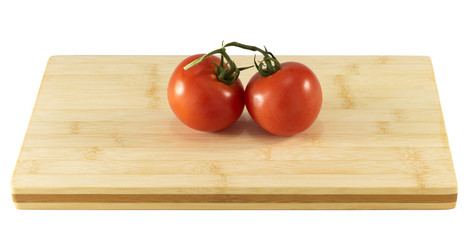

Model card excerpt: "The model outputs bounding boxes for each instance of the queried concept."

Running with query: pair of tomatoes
[167,54,322,136]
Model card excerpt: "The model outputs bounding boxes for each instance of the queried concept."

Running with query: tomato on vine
[168,41,322,136]
[224,42,323,136]
[167,47,246,132]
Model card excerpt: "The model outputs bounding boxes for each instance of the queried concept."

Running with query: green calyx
[183,41,281,85]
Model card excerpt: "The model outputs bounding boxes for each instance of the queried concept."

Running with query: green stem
[183,48,224,71]
[222,51,236,81]
[224,41,280,77]
[183,41,279,83]
[224,42,269,56]
[183,47,244,85]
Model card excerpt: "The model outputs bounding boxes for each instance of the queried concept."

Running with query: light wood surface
[11,55,457,209]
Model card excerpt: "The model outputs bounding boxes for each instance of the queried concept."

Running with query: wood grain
[11,55,457,209]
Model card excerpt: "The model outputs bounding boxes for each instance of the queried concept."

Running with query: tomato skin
[168,54,244,132]
[245,62,322,136]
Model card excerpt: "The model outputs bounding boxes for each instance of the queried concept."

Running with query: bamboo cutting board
[11,55,457,209]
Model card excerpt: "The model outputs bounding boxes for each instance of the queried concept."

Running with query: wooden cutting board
[11,55,457,209]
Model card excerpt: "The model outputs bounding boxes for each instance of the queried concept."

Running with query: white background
[1,0,466,239]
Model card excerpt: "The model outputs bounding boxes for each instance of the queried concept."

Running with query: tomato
[245,62,322,136]
[168,54,245,132]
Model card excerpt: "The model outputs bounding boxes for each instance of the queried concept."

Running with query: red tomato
[168,54,245,132]
[245,62,322,136]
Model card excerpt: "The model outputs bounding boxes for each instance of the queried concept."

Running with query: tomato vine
[184,41,283,84]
